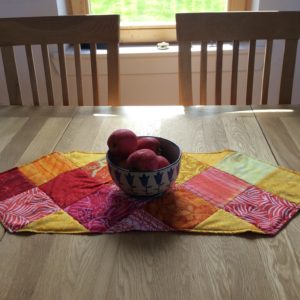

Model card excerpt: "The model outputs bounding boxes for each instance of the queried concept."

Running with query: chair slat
[200,41,208,105]
[246,40,256,105]
[231,40,239,105]
[90,43,99,106]
[74,43,83,106]
[107,42,120,106]
[58,43,69,106]
[279,39,298,104]
[41,44,54,106]
[25,45,39,106]
[261,39,273,105]
[1,46,22,105]
[178,41,192,105]
[215,41,223,105]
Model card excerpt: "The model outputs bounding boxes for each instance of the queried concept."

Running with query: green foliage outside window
[90,0,227,23]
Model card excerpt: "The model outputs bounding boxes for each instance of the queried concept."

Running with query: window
[67,0,252,43]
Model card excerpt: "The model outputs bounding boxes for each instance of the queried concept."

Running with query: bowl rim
[106,135,182,173]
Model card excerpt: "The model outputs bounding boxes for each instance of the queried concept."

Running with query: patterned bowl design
[106,137,181,198]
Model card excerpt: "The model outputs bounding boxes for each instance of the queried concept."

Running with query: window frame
[67,0,252,44]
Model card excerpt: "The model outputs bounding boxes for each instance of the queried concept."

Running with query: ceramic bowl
[106,137,181,198]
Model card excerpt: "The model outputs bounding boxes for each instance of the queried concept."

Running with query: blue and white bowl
[106,137,181,198]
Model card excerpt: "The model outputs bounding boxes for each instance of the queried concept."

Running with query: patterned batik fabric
[0,150,299,235]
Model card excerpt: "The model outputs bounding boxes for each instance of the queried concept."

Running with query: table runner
[0,150,299,235]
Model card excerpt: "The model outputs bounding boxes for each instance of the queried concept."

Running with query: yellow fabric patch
[257,167,300,205]
[63,151,105,168]
[176,153,209,184]
[19,152,77,186]
[18,210,89,233]
[187,149,235,166]
[192,209,264,234]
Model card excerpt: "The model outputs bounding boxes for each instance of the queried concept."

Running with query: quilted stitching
[0,150,299,236]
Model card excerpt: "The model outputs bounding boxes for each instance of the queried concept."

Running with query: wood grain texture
[0,108,30,240]
[253,106,300,171]
[58,43,69,106]
[25,45,40,106]
[231,40,239,105]
[200,41,208,105]
[279,39,298,105]
[178,41,192,105]
[41,44,54,106]
[90,43,99,106]
[0,15,120,46]
[107,42,120,106]
[1,46,22,105]
[176,12,300,105]
[253,105,300,295]
[0,15,120,106]
[176,12,300,41]
[0,106,299,300]
[74,43,84,106]
[215,41,223,105]
[261,39,273,105]
[0,107,75,241]
[246,40,256,105]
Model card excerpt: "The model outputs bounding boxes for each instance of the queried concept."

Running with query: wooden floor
[0,105,299,300]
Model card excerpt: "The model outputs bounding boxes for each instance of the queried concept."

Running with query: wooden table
[0,105,299,300]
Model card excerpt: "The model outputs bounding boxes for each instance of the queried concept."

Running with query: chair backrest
[0,15,120,106]
[176,12,300,105]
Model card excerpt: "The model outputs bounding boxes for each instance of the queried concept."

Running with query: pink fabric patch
[64,184,139,232]
[224,186,300,235]
[183,167,250,208]
[40,168,104,208]
[0,187,60,232]
[0,168,35,202]
[105,208,173,233]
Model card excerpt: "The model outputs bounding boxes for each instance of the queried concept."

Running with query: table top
[0,105,299,300]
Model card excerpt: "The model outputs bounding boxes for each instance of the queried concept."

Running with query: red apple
[137,137,160,153]
[118,159,128,169]
[107,129,138,159]
[157,155,170,168]
[127,149,159,171]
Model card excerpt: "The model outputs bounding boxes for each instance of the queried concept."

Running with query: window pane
[90,0,227,24]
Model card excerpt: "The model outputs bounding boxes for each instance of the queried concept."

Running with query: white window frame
[67,0,252,43]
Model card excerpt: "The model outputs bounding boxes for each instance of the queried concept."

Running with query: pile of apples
[107,129,170,171]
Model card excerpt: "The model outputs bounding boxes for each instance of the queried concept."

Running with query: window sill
[50,43,265,76]
[65,42,265,56]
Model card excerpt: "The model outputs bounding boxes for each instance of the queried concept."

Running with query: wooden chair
[0,15,120,106]
[176,12,300,105]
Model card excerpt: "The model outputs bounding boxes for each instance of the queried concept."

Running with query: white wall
[0,0,300,105]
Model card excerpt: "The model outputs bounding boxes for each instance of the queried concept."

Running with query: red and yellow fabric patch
[0,151,299,235]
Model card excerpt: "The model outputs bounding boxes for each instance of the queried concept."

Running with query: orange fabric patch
[145,186,218,230]
[19,152,77,186]
[81,161,112,184]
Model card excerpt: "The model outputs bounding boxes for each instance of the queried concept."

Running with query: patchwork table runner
[0,150,299,235]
